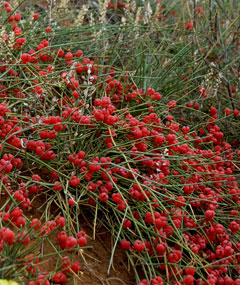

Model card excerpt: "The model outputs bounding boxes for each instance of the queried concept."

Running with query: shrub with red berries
[0,1,239,284]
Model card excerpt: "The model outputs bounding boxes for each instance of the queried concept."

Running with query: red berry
[224,108,231,115]
[69,176,80,187]
[52,272,66,284]
[168,100,176,109]
[99,192,108,202]
[31,218,42,230]
[33,13,39,20]
[120,239,131,250]
[155,243,167,255]
[185,267,195,275]
[77,236,87,247]
[6,6,12,13]
[233,109,239,117]
[133,240,145,252]
[68,198,76,206]
[174,196,186,207]
[71,261,81,273]
[14,13,21,21]
[168,250,182,263]
[45,26,52,33]
[183,275,194,285]
[205,210,215,220]
[2,228,15,245]
[56,216,66,228]
[53,181,62,191]
[65,236,77,249]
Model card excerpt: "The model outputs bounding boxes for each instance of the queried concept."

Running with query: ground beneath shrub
[28,195,135,285]
[0,191,135,284]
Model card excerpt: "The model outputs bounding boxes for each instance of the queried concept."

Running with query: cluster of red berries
[57,230,87,250]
